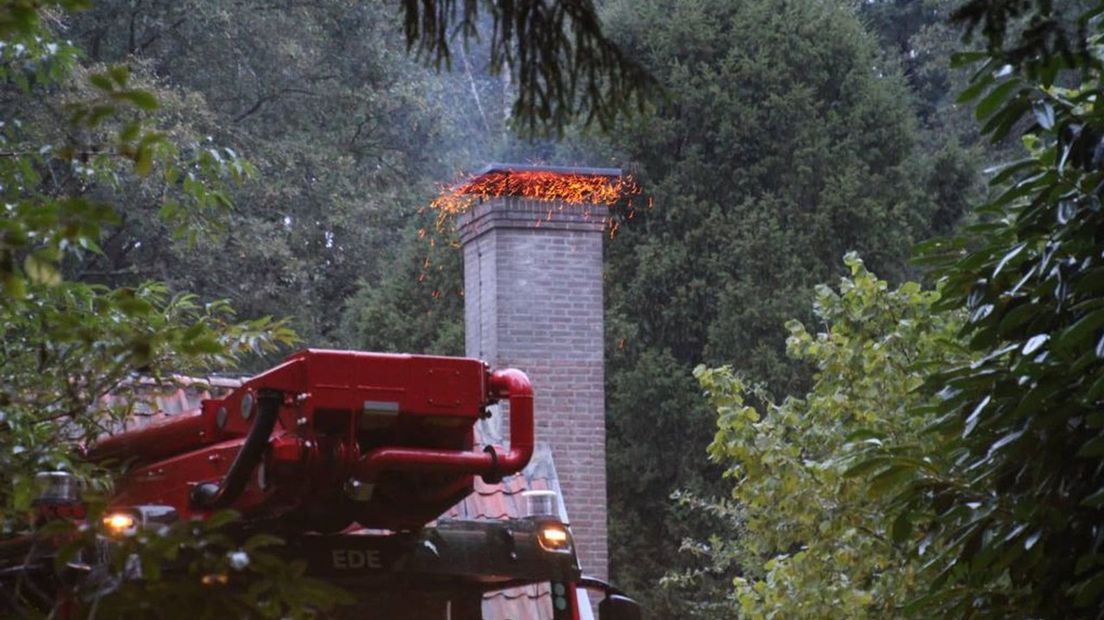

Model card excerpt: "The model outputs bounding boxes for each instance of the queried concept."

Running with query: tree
[61,0,464,350]
[682,255,967,619]
[859,0,992,236]
[859,3,1104,616]
[399,0,656,134]
[1,0,647,614]
[0,4,358,615]
[593,0,972,613]
[338,211,464,355]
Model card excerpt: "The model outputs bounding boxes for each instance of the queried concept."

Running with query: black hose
[191,389,282,510]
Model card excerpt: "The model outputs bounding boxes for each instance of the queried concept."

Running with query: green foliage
[595,0,972,612]
[0,0,90,37]
[605,346,718,614]
[43,510,353,619]
[684,256,967,619]
[856,3,1104,617]
[0,39,257,300]
[0,3,328,616]
[339,214,463,355]
[0,283,291,497]
[400,0,656,134]
[64,0,472,350]
[949,0,1096,72]
[859,0,993,159]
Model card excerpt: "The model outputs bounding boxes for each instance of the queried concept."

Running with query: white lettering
[348,551,365,569]
[331,549,382,570]
[363,549,382,568]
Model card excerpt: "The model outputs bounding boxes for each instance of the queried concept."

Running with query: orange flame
[416,167,650,290]
[429,170,642,232]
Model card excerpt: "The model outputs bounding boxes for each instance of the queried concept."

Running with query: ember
[428,164,644,233]
[415,164,650,288]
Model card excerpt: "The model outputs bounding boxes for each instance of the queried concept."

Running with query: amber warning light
[102,512,136,536]
[523,490,573,552]
[538,523,572,553]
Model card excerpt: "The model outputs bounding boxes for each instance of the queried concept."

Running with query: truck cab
[304,515,636,619]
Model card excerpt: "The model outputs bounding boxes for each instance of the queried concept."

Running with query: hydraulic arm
[86,349,535,531]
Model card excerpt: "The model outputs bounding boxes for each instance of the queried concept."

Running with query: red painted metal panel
[89,349,534,531]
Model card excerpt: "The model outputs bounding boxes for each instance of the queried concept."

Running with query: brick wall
[459,196,609,581]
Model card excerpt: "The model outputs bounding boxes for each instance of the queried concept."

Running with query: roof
[444,440,570,620]
[105,382,586,620]
[98,378,235,433]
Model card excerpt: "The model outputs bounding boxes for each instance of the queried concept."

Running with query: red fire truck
[4,349,641,619]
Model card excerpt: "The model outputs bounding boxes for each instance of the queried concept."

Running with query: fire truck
[5,349,641,619]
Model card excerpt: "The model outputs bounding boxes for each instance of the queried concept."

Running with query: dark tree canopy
[10,0,1100,617]
[400,0,657,133]
[592,0,976,614]
[863,2,1104,616]
[950,0,1100,73]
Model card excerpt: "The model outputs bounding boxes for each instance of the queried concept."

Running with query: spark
[429,169,643,232]
[413,166,649,303]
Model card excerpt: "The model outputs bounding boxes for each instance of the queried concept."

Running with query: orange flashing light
[201,573,230,587]
[102,512,136,535]
[538,523,572,553]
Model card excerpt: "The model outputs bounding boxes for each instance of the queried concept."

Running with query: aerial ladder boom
[86,349,534,531]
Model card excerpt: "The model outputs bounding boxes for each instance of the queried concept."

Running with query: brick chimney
[457,164,611,581]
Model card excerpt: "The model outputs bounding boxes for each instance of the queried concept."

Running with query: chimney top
[446,163,626,212]
[469,162,622,182]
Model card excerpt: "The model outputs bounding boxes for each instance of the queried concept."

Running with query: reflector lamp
[33,471,81,505]
[522,490,557,518]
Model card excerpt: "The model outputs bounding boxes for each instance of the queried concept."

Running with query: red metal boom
[87,350,535,531]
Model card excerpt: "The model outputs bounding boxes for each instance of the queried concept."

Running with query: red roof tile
[484,585,555,620]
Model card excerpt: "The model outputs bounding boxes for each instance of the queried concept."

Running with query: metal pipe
[357,368,534,483]
[487,368,535,473]
[190,389,282,509]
